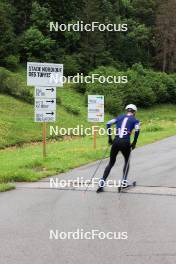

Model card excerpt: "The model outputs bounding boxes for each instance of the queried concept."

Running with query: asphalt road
[0,136,176,264]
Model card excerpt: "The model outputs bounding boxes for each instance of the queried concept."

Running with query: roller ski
[96,179,105,193]
[118,180,136,193]
[96,186,104,193]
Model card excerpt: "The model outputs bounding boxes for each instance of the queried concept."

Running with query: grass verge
[0,104,175,191]
[0,183,15,192]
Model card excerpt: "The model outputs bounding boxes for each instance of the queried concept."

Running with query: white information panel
[88,95,104,122]
[35,87,56,99]
[27,62,63,86]
[35,99,56,111]
[35,111,56,122]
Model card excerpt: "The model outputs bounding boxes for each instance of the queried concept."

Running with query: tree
[131,0,157,27]
[19,27,55,61]
[30,2,51,34]
[8,0,32,33]
[155,0,176,72]
[0,1,17,66]
[79,0,110,73]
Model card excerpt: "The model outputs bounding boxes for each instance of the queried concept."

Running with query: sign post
[34,87,57,157]
[43,122,47,157]
[88,95,104,149]
[93,124,97,149]
[27,62,63,157]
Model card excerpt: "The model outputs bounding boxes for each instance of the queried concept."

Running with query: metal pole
[84,145,109,193]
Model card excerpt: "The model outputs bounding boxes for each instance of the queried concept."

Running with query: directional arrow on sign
[46,100,55,103]
[46,112,54,115]
[46,88,55,92]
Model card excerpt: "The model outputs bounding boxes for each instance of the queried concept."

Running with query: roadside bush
[85,64,176,115]
[86,66,125,114]
[105,96,123,115]
[122,81,156,107]
[63,104,80,115]
[123,68,156,107]
[63,54,81,76]
[0,67,33,103]
[73,82,87,94]
[162,74,176,104]
[0,67,11,92]
[146,71,170,103]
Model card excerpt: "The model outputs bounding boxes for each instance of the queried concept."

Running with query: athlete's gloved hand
[108,137,113,145]
[131,141,136,150]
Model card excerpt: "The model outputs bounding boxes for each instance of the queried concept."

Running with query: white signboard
[35,111,56,122]
[35,99,56,111]
[35,87,56,99]
[27,62,63,86]
[88,95,104,122]
[88,95,104,105]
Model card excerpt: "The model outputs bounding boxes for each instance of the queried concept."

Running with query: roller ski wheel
[96,186,104,193]
[133,181,136,187]
[118,181,136,193]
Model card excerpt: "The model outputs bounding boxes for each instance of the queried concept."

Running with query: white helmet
[125,104,137,112]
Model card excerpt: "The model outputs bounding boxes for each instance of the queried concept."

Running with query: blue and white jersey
[107,114,140,142]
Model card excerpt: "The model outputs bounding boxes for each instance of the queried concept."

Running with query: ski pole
[119,147,133,197]
[122,148,132,182]
[84,145,109,193]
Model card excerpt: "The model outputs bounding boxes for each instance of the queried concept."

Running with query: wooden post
[93,124,97,149]
[43,122,47,157]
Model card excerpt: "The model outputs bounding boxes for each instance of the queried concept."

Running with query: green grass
[0,183,15,192]
[0,103,175,191]
[0,92,111,149]
[0,72,176,192]
[137,105,176,145]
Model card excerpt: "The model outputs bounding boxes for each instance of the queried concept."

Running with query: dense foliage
[85,64,176,114]
[0,67,33,102]
[0,0,175,74]
[0,0,176,110]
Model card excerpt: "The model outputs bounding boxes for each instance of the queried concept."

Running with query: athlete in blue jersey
[97,104,140,193]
